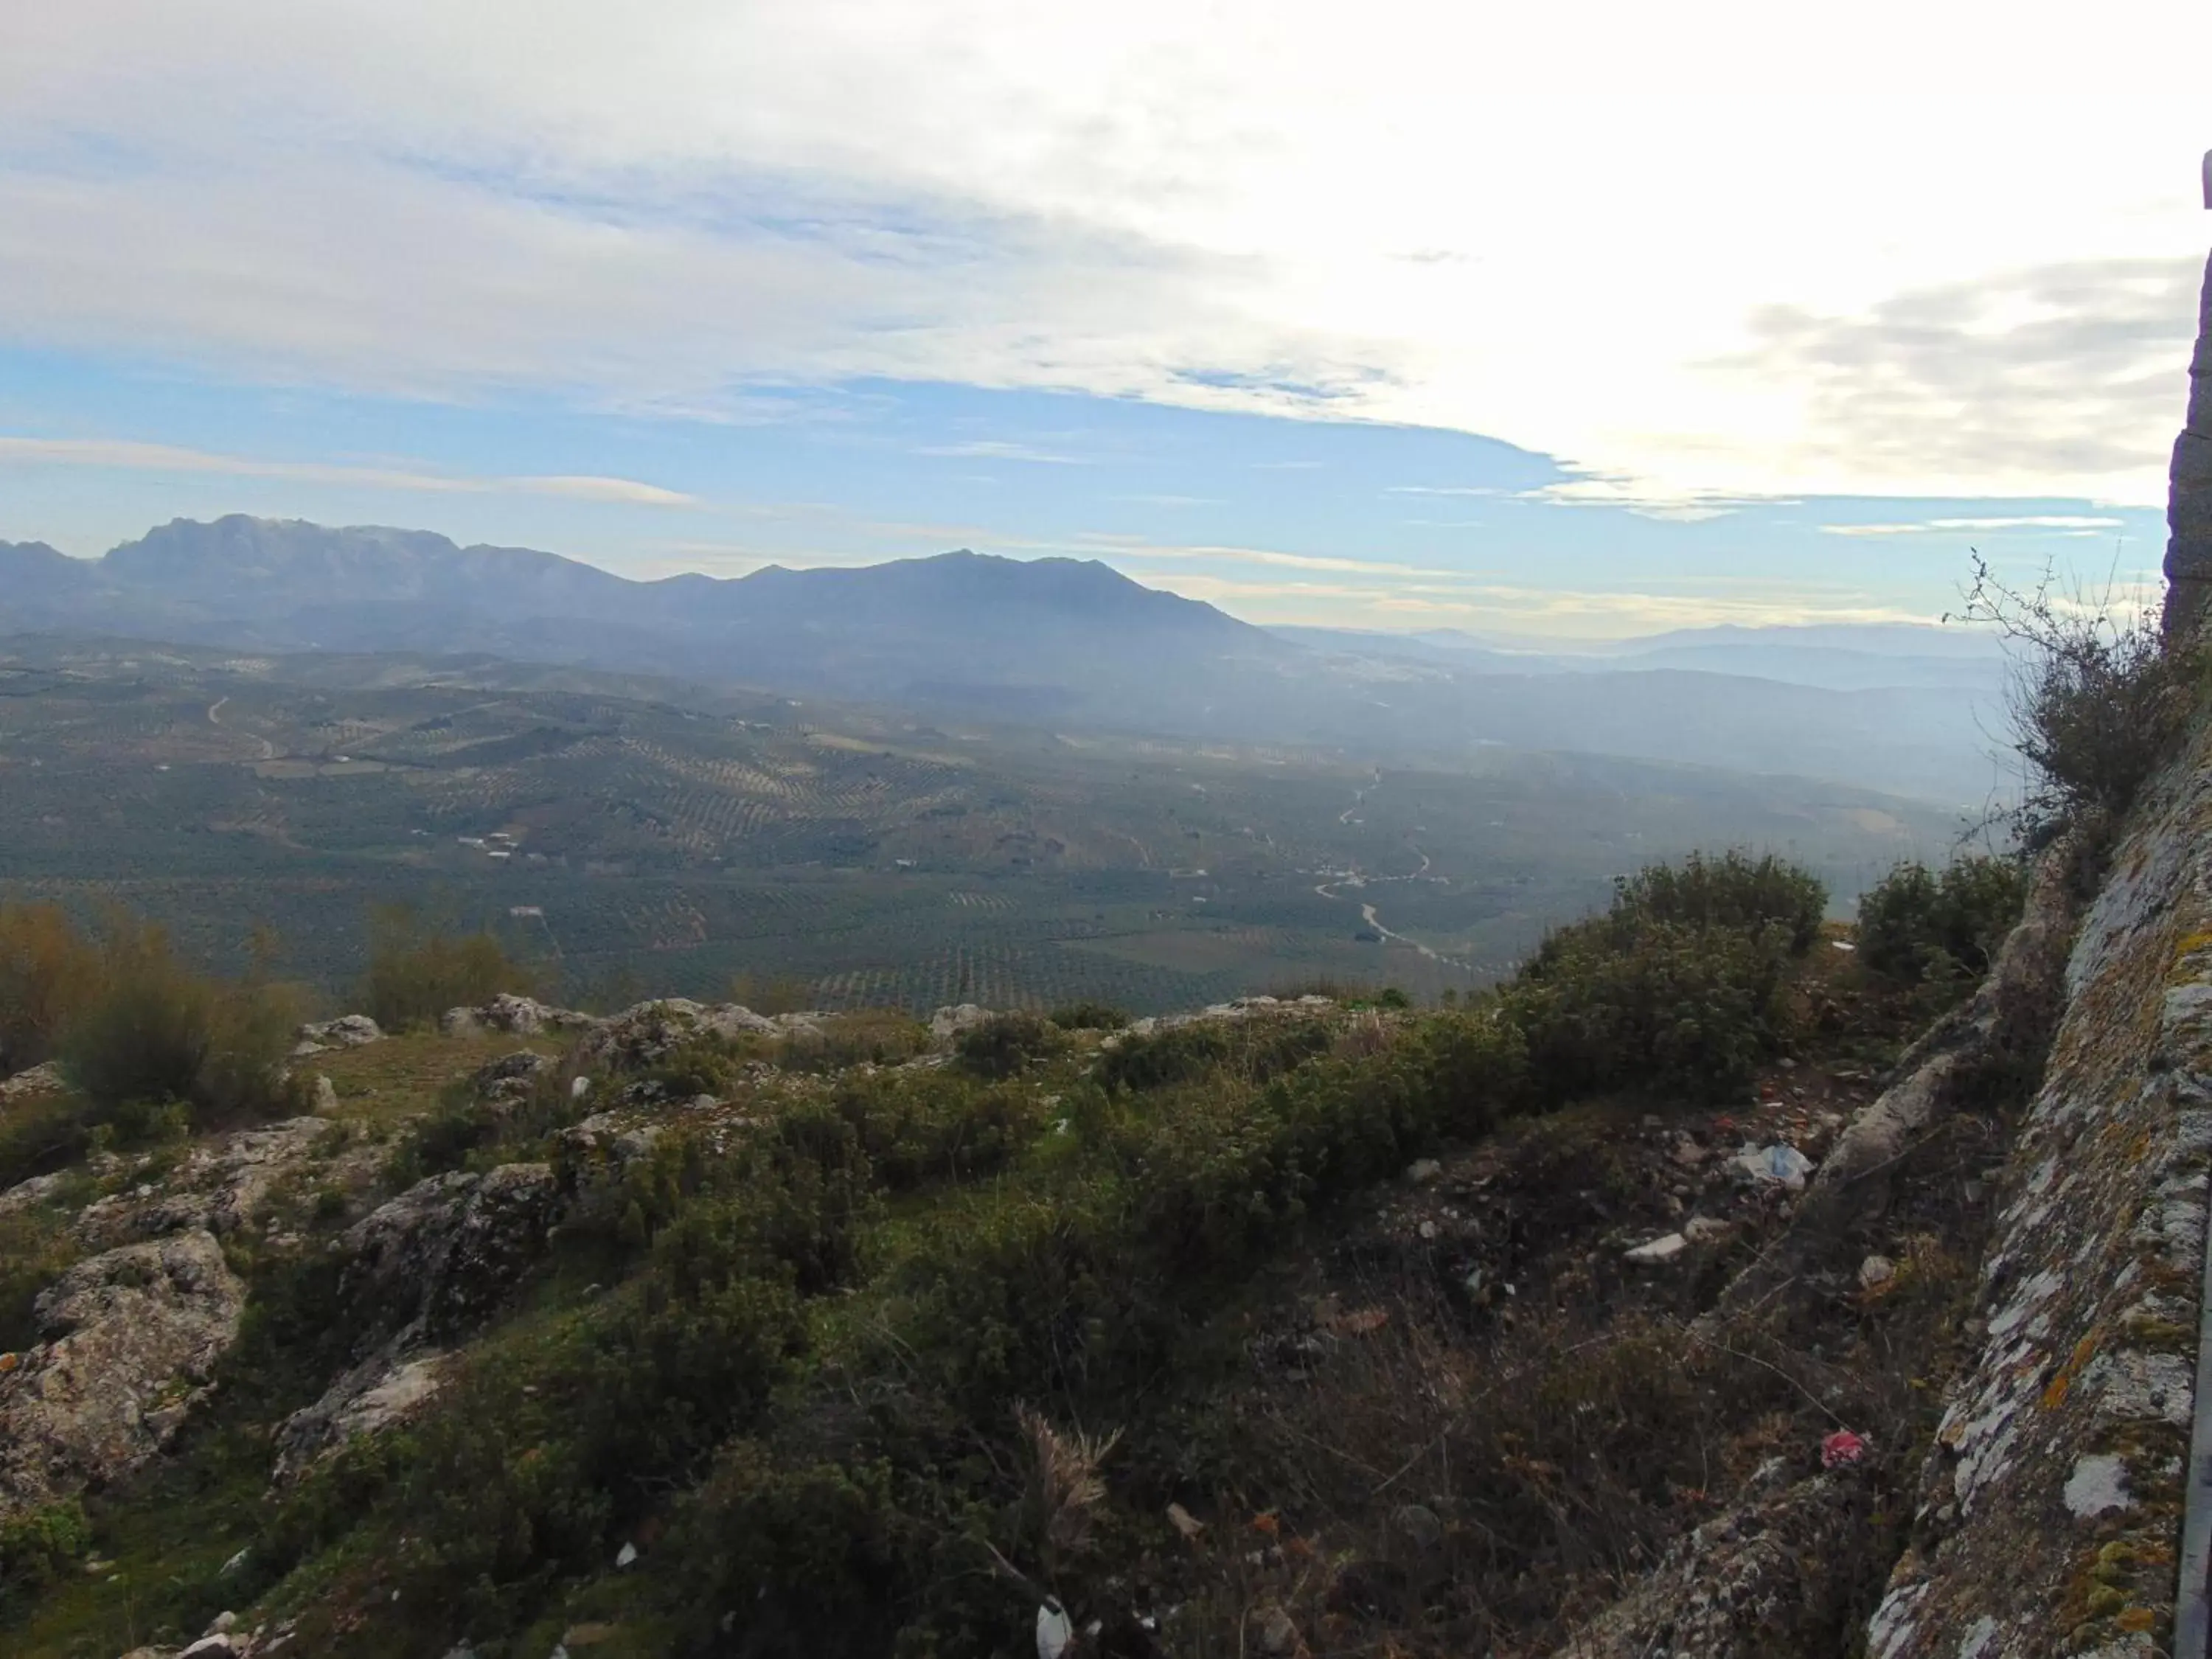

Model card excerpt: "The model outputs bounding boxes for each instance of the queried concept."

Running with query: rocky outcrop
[291,1014,383,1058]
[271,1352,448,1484]
[273,1162,561,1478]
[471,1048,554,1105]
[1714,832,2083,1322]
[73,1116,333,1248]
[2162,237,2212,639]
[928,1003,993,1041]
[1112,994,1335,1042]
[1561,1467,1869,1657]
[571,998,779,1070]
[0,1230,246,1514]
[1857,713,2212,1655]
[335,1161,561,1346]
[439,993,597,1040]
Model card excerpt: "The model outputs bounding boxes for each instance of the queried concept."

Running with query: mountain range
[0,516,2014,804]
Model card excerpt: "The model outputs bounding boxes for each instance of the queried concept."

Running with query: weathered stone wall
[1865,714,2212,1656]
[2162,246,2212,639]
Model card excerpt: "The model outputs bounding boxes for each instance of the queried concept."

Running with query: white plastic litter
[1736,1144,1813,1189]
[1037,1599,1074,1659]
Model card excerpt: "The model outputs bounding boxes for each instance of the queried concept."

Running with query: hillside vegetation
[0,849,2034,1658]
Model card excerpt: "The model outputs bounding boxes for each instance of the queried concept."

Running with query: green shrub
[1047,1000,1130,1031]
[361,905,540,1031]
[953,1010,1066,1079]
[1414,1004,1532,1132]
[0,1208,84,1352]
[1507,916,1796,1103]
[0,903,98,1077]
[1610,849,1827,952]
[1495,852,1824,1105]
[890,1188,1145,1408]
[825,1070,1051,1194]
[1857,855,2028,986]
[1957,554,2203,839]
[273,1215,810,1645]
[62,914,305,1128]
[0,1500,91,1613]
[779,1009,932,1072]
[661,1444,908,1658]
[1095,1018,1331,1094]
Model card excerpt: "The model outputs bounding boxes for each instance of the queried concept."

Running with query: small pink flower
[1821,1430,1868,1469]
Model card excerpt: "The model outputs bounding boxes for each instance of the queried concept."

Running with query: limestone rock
[1624,1232,1687,1265]
[472,1048,554,1105]
[271,1352,448,1483]
[1557,1473,1862,1656]
[440,993,597,1040]
[573,998,774,1071]
[0,1229,247,1515]
[291,1014,383,1057]
[74,1117,331,1248]
[928,1003,993,1041]
[273,1163,560,1481]
[0,1061,68,1107]
[1113,994,1333,1043]
[336,1162,561,1346]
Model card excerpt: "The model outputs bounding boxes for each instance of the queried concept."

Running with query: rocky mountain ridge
[0,515,1997,801]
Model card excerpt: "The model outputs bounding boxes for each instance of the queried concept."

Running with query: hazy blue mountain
[0,539,102,606]
[1617,622,2004,659]
[0,515,2011,804]
[1277,618,2012,695]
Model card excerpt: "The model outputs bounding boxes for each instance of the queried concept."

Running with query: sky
[2,1,2208,637]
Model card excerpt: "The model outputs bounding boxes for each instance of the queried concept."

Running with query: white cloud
[0,436,696,505]
[2,0,2208,502]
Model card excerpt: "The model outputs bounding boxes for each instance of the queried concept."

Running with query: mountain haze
[1,516,2008,803]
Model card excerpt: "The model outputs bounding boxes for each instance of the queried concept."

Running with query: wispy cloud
[1074,535,1460,580]
[1138,566,1933,634]
[0,436,698,506]
[1520,478,1778,524]
[914,440,1089,464]
[1385,484,1500,498]
[1821,514,2128,538]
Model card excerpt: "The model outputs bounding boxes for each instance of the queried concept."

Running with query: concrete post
[2160,151,2212,641]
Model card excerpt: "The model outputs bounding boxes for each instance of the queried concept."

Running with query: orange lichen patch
[2044,1333,2101,1411]
[0,1351,18,1374]
[2117,1607,2157,1632]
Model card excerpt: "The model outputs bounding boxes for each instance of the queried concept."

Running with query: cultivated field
[0,638,1967,1012]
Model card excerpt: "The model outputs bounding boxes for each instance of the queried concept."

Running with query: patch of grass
[313,1032,563,1132]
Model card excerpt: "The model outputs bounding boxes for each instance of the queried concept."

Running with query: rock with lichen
[0,1229,246,1516]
